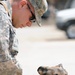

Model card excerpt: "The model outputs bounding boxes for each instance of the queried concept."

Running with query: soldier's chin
[13,25,19,28]
[13,24,20,28]
[12,21,18,28]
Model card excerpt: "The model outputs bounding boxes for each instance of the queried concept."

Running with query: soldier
[0,0,48,75]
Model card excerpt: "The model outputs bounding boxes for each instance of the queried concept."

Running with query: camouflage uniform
[0,0,22,75]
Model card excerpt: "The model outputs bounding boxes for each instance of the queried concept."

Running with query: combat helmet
[28,0,48,26]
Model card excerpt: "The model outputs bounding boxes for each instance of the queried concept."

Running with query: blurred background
[16,0,75,75]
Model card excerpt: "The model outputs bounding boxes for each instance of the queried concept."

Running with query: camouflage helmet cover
[28,0,48,26]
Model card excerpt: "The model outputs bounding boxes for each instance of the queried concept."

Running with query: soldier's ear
[19,0,27,8]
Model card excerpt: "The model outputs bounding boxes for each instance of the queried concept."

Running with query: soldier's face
[12,0,35,28]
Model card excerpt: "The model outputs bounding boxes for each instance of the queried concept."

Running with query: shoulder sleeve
[0,4,18,57]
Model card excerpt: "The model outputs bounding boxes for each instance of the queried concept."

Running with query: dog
[37,64,68,75]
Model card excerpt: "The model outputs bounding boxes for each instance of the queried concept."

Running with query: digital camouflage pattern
[29,0,48,26]
[0,1,22,75]
[0,0,18,61]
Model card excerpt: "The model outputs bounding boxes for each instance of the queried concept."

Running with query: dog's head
[37,64,68,75]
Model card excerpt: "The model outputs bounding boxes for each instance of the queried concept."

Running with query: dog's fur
[37,64,68,75]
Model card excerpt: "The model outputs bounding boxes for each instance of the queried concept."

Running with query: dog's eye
[54,74,58,75]
[45,69,48,71]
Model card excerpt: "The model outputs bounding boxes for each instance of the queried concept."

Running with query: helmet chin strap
[0,1,8,13]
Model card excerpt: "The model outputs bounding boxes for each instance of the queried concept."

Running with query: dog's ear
[55,64,63,68]
[37,66,43,71]
[37,66,43,74]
